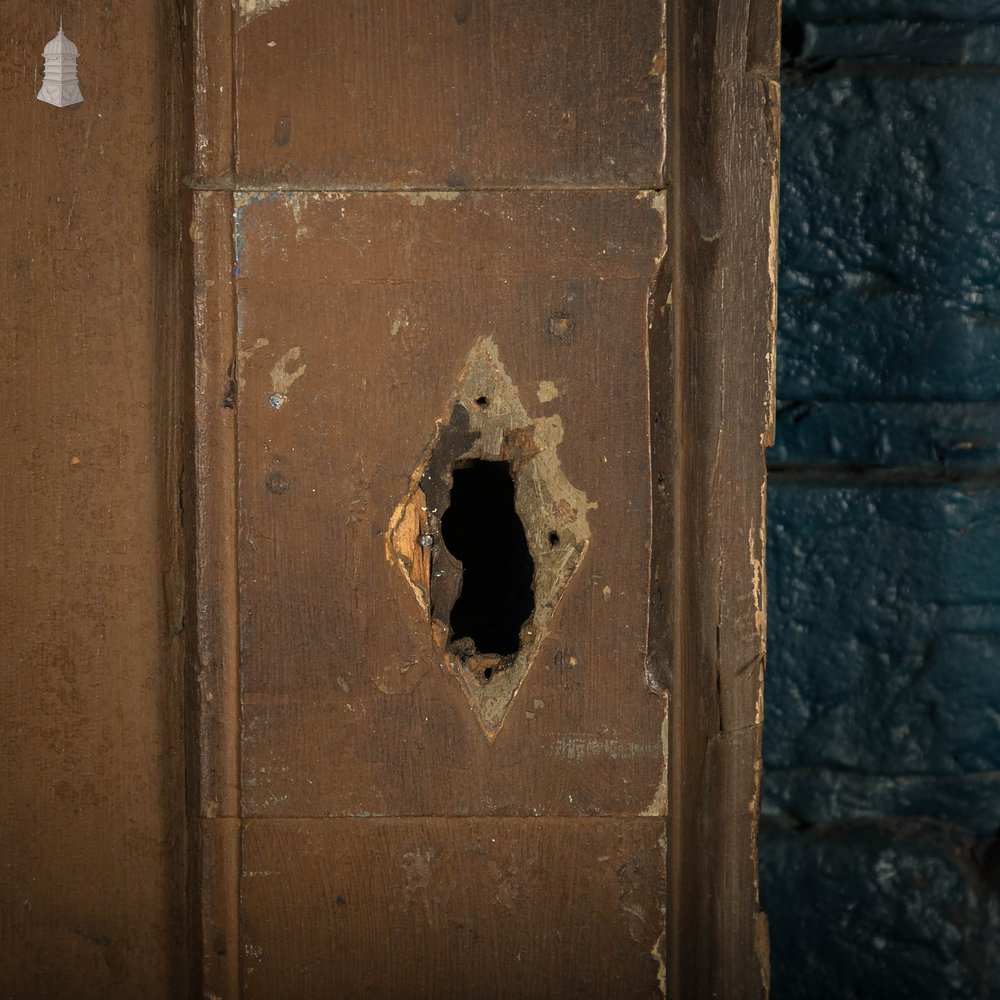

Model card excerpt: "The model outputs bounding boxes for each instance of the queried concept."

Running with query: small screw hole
[483,667,493,681]
[548,531,559,547]
[475,395,489,408]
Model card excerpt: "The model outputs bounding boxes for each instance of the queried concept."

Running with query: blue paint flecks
[233,191,279,280]
[269,393,286,411]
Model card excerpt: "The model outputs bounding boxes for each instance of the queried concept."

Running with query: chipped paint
[387,337,595,741]
[641,692,669,817]
[236,337,269,393]
[764,93,779,448]
[750,480,767,643]
[537,380,559,403]
[552,735,660,763]
[400,849,435,901]
[402,190,461,207]
[270,346,306,402]
[389,308,409,339]
[239,0,292,25]
[651,931,667,997]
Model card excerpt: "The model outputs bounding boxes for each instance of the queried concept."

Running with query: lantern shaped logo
[37,22,83,108]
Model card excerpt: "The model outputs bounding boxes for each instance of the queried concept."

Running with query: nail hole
[548,531,559,547]
[475,395,489,408]
[483,667,493,681]
[548,312,575,339]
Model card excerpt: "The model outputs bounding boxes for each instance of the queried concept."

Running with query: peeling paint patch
[240,0,292,25]
[387,337,594,741]
[641,692,669,817]
[270,346,306,403]
[402,190,462,207]
[537,380,559,403]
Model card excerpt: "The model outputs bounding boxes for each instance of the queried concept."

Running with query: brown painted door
[190,3,777,996]
[194,5,671,996]
[2,1,776,997]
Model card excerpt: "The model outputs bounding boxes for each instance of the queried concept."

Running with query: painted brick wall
[763,2,1000,996]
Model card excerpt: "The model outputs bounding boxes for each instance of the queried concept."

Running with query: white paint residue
[237,337,269,392]
[390,308,409,338]
[270,347,306,399]
[400,849,435,901]
[537,380,559,403]
[552,736,660,763]
[651,932,667,998]
[240,0,292,25]
[641,692,669,817]
[402,191,461,207]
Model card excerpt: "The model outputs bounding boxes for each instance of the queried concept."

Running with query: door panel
[186,1,779,997]
[234,189,666,819]
[241,819,664,998]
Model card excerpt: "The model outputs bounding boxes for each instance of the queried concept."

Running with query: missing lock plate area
[387,337,593,741]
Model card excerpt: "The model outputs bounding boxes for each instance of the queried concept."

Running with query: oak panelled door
[1,0,776,997]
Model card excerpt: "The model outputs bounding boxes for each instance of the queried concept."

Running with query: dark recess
[440,460,535,656]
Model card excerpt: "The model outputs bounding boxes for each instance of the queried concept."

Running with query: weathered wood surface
[241,818,665,999]
[189,0,778,995]
[0,2,188,996]
[188,1,677,995]
[0,0,777,994]
[232,0,666,189]
[234,190,667,818]
[665,0,780,997]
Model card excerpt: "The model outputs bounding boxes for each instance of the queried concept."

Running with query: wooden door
[2,1,777,997]
[189,2,777,996]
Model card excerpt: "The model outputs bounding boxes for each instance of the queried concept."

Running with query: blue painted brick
[785,0,1000,20]
[771,400,1000,468]
[765,484,1000,775]
[788,21,1000,69]
[763,767,1000,835]
[761,817,1000,1000]
[779,75,1000,401]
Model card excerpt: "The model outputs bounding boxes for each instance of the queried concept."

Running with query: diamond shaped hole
[387,337,592,740]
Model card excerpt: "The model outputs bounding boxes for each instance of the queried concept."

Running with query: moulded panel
[233,190,668,818]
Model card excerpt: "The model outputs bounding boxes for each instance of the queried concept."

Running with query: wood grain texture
[186,0,777,994]
[665,0,779,996]
[240,819,666,999]
[0,2,188,996]
[191,189,241,822]
[233,0,666,189]
[233,189,668,820]
[189,190,242,999]
[191,0,235,182]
